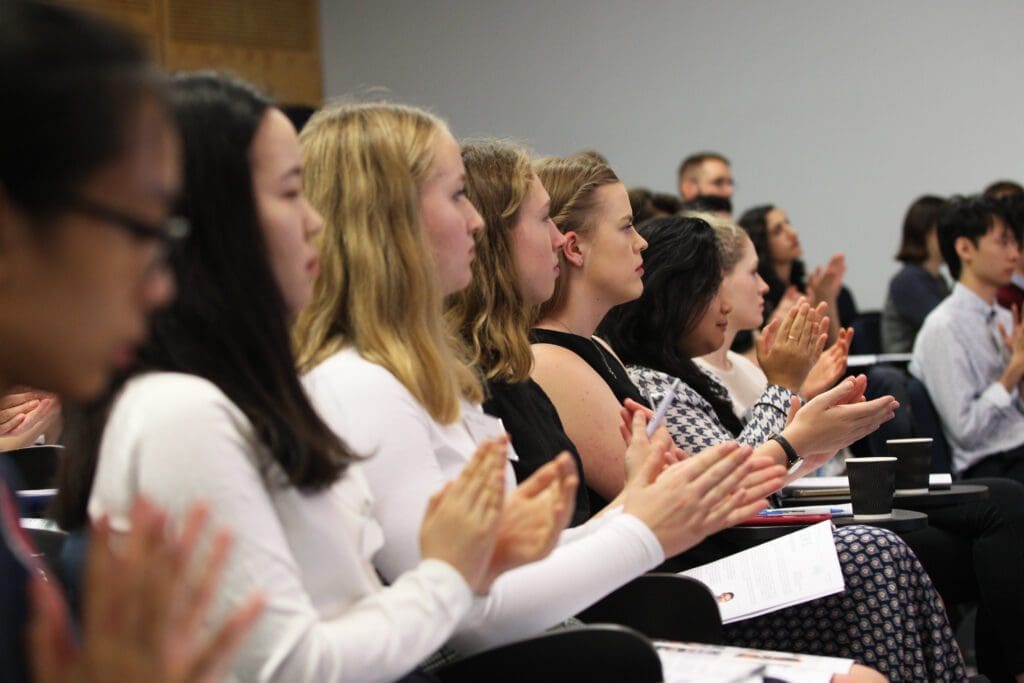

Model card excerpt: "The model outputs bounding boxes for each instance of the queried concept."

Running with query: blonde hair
[686,211,751,274]
[534,153,620,319]
[447,139,535,382]
[294,102,481,423]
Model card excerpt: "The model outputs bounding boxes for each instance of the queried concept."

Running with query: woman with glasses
[1,3,264,682]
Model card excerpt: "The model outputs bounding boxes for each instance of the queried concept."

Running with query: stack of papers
[656,641,853,683]
[680,521,844,624]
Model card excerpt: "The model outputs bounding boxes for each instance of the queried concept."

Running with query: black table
[780,484,989,509]
[717,509,928,544]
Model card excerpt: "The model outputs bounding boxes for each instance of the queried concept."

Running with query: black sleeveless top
[483,378,591,526]
[529,328,651,512]
[529,328,649,408]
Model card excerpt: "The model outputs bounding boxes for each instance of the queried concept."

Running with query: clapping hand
[801,327,854,399]
[29,498,264,683]
[482,452,578,590]
[0,387,60,450]
[619,411,786,557]
[757,300,828,392]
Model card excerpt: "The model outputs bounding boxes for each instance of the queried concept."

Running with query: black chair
[576,573,723,644]
[3,444,62,489]
[849,310,882,355]
[22,522,68,571]
[905,377,955,476]
[434,624,662,683]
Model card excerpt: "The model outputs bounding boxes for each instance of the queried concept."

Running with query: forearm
[450,513,663,654]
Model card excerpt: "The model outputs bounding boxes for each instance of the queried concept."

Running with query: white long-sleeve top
[303,348,666,655]
[88,372,474,683]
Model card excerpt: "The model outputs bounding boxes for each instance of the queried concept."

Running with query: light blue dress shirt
[910,282,1024,472]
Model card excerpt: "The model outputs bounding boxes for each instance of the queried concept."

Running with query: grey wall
[320,0,1024,309]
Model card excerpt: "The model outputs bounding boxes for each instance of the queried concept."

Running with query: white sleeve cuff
[414,558,474,617]
[983,381,1013,408]
[615,512,666,567]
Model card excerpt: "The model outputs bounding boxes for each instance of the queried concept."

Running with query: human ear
[954,235,975,264]
[562,231,584,267]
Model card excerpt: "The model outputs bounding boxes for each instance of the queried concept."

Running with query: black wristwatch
[770,433,801,469]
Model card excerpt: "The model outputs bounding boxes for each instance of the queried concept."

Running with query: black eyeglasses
[64,195,190,250]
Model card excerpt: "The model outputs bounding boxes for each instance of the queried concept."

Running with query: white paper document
[846,352,912,367]
[655,641,853,683]
[680,521,844,624]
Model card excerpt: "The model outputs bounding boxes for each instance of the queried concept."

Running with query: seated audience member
[529,162,963,679]
[296,105,783,657]
[600,216,891,485]
[881,196,950,353]
[692,215,851,417]
[911,195,1024,484]
[0,386,61,451]
[1,3,262,681]
[738,204,853,343]
[627,186,680,224]
[995,194,1024,312]
[699,215,1024,683]
[677,151,734,202]
[984,179,1024,201]
[77,74,571,683]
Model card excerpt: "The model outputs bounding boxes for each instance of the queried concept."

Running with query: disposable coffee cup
[846,457,896,520]
[886,438,932,495]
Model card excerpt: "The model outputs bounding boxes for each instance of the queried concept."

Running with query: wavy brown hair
[447,139,536,381]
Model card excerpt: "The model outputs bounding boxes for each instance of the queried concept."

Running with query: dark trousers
[901,477,1024,682]
[964,445,1024,488]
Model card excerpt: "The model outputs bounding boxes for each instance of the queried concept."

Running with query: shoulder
[891,264,926,287]
[304,348,420,414]
[305,347,405,393]
[625,363,672,390]
[531,341,603,386]
[726,351,763,377]
[93,372,262,528]
[303,348,436,456]
[113,371,245,428]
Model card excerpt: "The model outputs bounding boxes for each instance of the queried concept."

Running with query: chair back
[849,310,882,355]
[576,573,723,644]
[21,521,68,571]
[435,624,662,683]
[906,377,955,475]
[3,445,63,489]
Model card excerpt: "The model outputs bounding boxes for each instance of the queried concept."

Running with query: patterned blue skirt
[723,525,966,682]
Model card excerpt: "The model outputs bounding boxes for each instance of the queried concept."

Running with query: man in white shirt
[910,195,1024,482]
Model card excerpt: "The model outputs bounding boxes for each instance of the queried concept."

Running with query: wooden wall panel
[60,0,322,105]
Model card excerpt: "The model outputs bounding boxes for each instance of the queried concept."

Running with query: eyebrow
[280,165,302,181]
[620,214,634,223]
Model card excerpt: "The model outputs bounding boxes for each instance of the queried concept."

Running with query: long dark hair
[738,204,806,313]
[0,0,159,223]
[55,74,354,529]
[599,215,744,435]
[144,73,354,487]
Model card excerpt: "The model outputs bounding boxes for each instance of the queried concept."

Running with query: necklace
[547,318,620,381]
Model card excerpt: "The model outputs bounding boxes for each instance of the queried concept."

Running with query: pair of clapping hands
[614,375,898,552]
[419,435,578,593]
[0,386,61,451]
[760,298,854,399]
[27,439,575,683]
